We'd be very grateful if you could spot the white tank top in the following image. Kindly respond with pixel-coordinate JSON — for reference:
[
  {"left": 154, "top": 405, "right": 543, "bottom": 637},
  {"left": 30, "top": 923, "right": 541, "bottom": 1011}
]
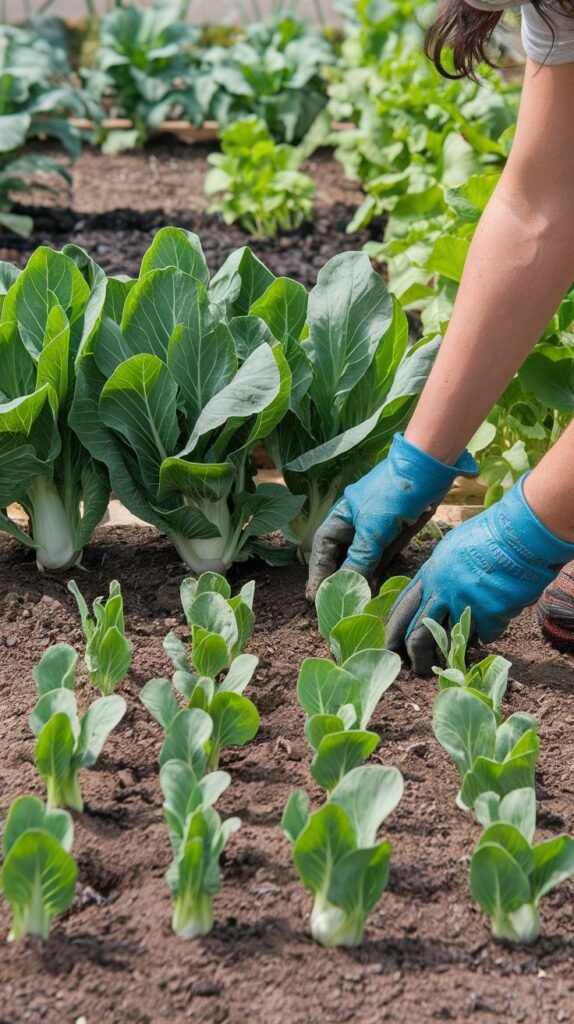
[{"left": 463, "top": 0, "right": 574, "bottom": 64}]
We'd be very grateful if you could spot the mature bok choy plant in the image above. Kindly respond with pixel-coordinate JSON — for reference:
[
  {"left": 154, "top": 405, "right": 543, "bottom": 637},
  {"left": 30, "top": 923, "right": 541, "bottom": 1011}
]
[
  {"left": 433, "top": 687, "right": 539, "bottom": 813},
  {"left": 0, "top": 796, "right": 77, "bottom": 941},
  {"left": 283, "top": 764, "right": 403, "bottom": 947},
  {"left": 258, "top": 252, "right": 439, "bottom": 559},
  {"left": 160, "top": 752, "right": 240, "bottom": 937},
  {"left": 470, "top": 789, "right": 574, "bottom": 944},
  {"left": 29, "top": 643, "right": 126, "bottom": 810},
  {"left": 141, "top": 572, "right": 259, "bottom": 771},
  {"left": 68, "top": 579, "right": 132, "bottom": 695},
  {"left": 0, "top": 245, "right": 110, "bottom": 570},
  {"left": 424, "top": 606, "right": 511, "bottom": 720},
  {"left": 70, "top": 227, "right": 304, "bottom": 574}
]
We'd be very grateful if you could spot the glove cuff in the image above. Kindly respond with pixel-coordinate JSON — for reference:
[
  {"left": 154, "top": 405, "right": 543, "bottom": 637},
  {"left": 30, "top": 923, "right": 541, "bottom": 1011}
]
[
  {"left": 391, "top": 433, "right": 479, "bottom": 505},
  {"left": 496, "top": 476, "right": 574, "bottom": 569}
]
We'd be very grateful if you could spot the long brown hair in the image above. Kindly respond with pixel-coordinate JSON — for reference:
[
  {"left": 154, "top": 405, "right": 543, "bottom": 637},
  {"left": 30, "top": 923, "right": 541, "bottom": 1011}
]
[{"left": 425, "top": 0, "right": 573, "bottom": 78}]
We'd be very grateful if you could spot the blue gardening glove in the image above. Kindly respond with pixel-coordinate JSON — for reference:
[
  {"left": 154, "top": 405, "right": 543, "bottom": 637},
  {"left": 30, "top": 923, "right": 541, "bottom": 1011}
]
[
  {"left": 306, "top": 432, "right": 478, "bottom": 600},
  {"left": 385, "top": 475, "right": 574, "bottom": 675}
]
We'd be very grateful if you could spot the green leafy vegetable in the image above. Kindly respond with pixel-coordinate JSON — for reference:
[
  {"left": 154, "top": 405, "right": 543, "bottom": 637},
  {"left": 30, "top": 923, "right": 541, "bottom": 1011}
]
[
  {"left": 70, "top": 227, "right": 303, "bottom": 574},
  {"left": 316, "top": 569, "right": 410, "bottom": 660},
  {"left": 282, "top": 764, "right": 403, "bottom": 946},
  {"left": 0, "top": 245, "right": 110, "bottom": 570},
  {"left": 68, "top": 578, "right": 132, "bottom": 695},
  {"left": 0, "top": 795, "right": 77, "bottom": 941},
  {"left": 470, "top": 823, "right": 574, "bottom": 943},
  {"left": 424, "top": 606, "right": 511, "bottom": 719},
  {"left": 29, "top": 643, "right": 126, "bottom": 810},
  {"left": 433, "top": 687, "right": 539, "bottom": 812},
  {"left": 205, "top": 117, "right": 315, "bottom": 238}
]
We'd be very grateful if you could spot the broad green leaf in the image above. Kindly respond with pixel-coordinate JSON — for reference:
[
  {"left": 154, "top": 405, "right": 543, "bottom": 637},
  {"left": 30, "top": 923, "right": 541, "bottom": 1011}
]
[
  {"left": 315, "top": 569, "right": 372, "bottom": 643},
  {"left": 311, "top": 730, "right": 379, "bottom": 791},
  {"left": 141, "top": 678, "right": 180, "bottom": 730},
  {"left": 293, "top": 803, "right": 356, "bottom": 896},
  {"left": 460, "top": 751, "right": 538, "bottom": 809},
  {"left": 249, "top": 277, "right": 308, "bottom": 347},
  {"left": 433, "top": 687, "right": 496, "bottom": 776},
  {"left": 190, "top": 592, "right": 239, "bottom": 653},
  {"left": 530, "top": 836, "right": 574, "bottom": 901},
  {"left": 219, "top": 653, "right": 258, "bottom": 694},
  {"left": 76, "top": 695, "right": 126, "bottom": 768},
  {"left": 282, "top": 789, "right": 311, "bottom": 845},
  {"left": 495, "top": 713, "right": 538, "bottom": 763},
  {"left": 193, "top": 631, "right": 230, "bottom": 679},
  {"left": 477, "top": 823, "right": 535, "bottom": 877},
  {"left": 140, "top": 227, "right": 209, "bottom": 285},
  {"left": 330, "top": 765, "right": 403, "bottom": 848},
  {"left": 35, "top": 714, "right": 75, "bottom": 793},
  {"left": 29, "top": 689, "right": 78, "bottom": 740},
  {"left": 474, "top": 788, "right": 536, "bottom": 844},
  {"left": 159, "top": 708, "right": 213, "bottom": 769},
  {"left": 33, "top": 643, "right": 77, "bottom": 695},
  {"left": 208, "top": 691, "right": 260, "bottom": 763},
  {"left": 330, "top": 614, "right": 386, "bottom": 664},
  {"left": 328, "top": 840, "right": 392, "bottom": 918},
  {"left": 470, "top": 842, "right": 531, "bottom": 927},
  {"left": 305, "top": 713, "right": 348, "bottom": 752}
]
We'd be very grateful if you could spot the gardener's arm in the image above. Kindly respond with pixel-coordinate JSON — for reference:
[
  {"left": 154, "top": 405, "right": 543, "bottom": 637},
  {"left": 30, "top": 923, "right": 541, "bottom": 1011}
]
[
  {"left": 405, "top": 57, "right": 574, "bottom": 463},
  {"left": 307, "top": 57, "right": 574, "bottom": 601}
]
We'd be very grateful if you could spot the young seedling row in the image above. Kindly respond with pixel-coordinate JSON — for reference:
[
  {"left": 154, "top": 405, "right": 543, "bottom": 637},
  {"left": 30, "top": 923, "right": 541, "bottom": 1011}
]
[
  {"left": 1, "top": 570, "right": 571, "bottom": 948},
  {"left": 427, "top": 608, "right": 574, "bottom": 943}
]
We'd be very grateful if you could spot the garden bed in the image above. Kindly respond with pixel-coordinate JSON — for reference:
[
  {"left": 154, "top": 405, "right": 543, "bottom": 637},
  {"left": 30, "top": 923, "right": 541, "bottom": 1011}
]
[
  {"left": 0, "top": 141, "right": 381, "bottom": 286},
  {"left": 1, "top": 526, "right": 574, "bottom": 1024}
]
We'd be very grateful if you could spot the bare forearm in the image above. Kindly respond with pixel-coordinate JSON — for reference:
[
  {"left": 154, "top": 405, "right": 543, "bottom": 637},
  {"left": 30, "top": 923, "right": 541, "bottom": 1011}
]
[{"left": 405, "top": 60, "right": 574, "bottom": 465}]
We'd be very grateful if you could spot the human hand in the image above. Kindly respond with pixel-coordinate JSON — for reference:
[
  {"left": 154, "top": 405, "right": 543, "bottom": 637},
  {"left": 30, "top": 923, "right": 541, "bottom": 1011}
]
[
  {"left": 385, "top": 476, "right": 574, "bottom": 674},
  {"left": 306, "top": 432, "right": 477, "bottom": 601}
]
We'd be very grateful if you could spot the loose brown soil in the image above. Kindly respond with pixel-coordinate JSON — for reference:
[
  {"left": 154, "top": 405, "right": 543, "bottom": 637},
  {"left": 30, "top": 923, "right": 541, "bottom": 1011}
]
[
  {"left": 0, "top": 142, "right": 383, "bottom": 286},
  {"left": 1, "top": 526, "right": 574, "bottom": 1024}
]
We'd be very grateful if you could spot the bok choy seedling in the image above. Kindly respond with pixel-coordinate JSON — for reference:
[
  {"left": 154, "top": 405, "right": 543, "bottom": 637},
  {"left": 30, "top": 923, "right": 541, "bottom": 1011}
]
[
  {"left": 0, "top": 795, "right": 77, "bottom": 941},
  {"left": 424, "top": 607, "right": 511, "bottom": 719},
  {"left": 161, "top": 757, "right": 240, "bottom": 938},
  {"left": 433, "top": 687, "right": 539, "bottom": 812},
  {"left": 315, "top": 568, "right": 410, "bottom": 663},
  {"left": 297, "top": 648, "right": 400, "bottom": 791},
  {"left": 29, "top": 643, "right": 126, "bottom": 810},
  {"left": 141, "top": 573, "right": 259, "bottom": 770},
  {"left": 70, "top": 227, "right": 304, "bottom": 574},
  {"left": 282, "top": 764, "right": 403, "bottom": 947},
  {"left": 470, "top": 821, "right": 574, "bottom": 944},
  {"left": 0, "top": 245, "right": 110, "bottom": 570},
  {"left": 68, "top": 579, "right": 132, "bottom": 695}
]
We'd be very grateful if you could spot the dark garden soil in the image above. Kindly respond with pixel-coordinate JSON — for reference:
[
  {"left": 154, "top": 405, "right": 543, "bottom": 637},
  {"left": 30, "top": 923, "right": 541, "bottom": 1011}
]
[
  {"left": 1, "top": 526, "right": 574, "bottom": 1024},
  {"left": 0, "top": 141, "right": 383, "bottom": 285}
]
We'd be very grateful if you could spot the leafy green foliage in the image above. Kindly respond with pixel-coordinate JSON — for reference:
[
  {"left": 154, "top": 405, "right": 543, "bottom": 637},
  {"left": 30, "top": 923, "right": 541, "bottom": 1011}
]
[
  {"left": 69, "top": 227, "right": 304, "bottom": 574},
  {"left": 193, "top": 13, "right": 335, "bottom": 143},
  {"left": 29, "top": 643, "right": 126, "bottom": 810},
  {"left": 282, "top": 764, "right": 403, "bottom": 946},
  {"left": 141, "top": 572, "right": 259, "bottom": 771},
  {"left": 68, "top": 578, "right": 133, "bottom": 695},
  {"left": 82, "top": 1, "right": 201, "bottom": 152},
  {"left": 316, "top": 569, "right": 410, "bottom": 660},
  {"left": 0, "top": 23, "right": 96, "bottom": 236},
  {"left": 205, "top": 117, "right": 315, "bottom": 238},
  {"left": 424, "top": 606, "right": 511, "bottom": 720},
  {"left": 433, "top": 687, "right": 539, "bottom": 812},
  {"left": 470, "top": 823, "right": 574, "bottom": 943},
  {"left": 260, "top": 252, "right": 439, "bottom": 558},
  {"left": 0, "top": 795, "right": 77, "bottom": 941},
  {"left": 0, "top": 245, "right": 111, "bottom": 569}
]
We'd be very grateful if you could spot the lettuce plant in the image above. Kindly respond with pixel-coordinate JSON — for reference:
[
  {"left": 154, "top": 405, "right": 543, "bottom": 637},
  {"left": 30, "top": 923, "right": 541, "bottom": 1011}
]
[
  {"left": 141, "top": 572, "right": 259, "bottom": 770},
  {"left": 161, "top": 756, "right": 240, "bottom": 937},
  {"left": 29, "top": 643, "right": 126, "bottom": 810},
  {"left": 424, "top": 607, "right": 511, "bottom": 720},
  {"left": 259, "top": 253, "right": 439, "bottom": 558},
  {"left": 68, "top": 579, "right": 132, "bottom": 695},
  {"left": 315, "top": 569, "right": 410, "bottom": 663},
  {"left": 0, "top": 245, "right": 110, "bottom": 570},
  {"left": 433, "top": 687, "right": 539, "bottom": 812},
  {"left": 470, "top": 822, "right": 574, "bottom": 944},
  {"left": 0, "top": 795, "right": 77, "bottom": 942},
  {"left": 282, "top": 764, "right": 403, "bottom": 946},
  {"left": 205, "top": 117, "right": 315, "bottom": 238},
  {"left": 70, "top": 227, "right": 304, "bottom": 574}
]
